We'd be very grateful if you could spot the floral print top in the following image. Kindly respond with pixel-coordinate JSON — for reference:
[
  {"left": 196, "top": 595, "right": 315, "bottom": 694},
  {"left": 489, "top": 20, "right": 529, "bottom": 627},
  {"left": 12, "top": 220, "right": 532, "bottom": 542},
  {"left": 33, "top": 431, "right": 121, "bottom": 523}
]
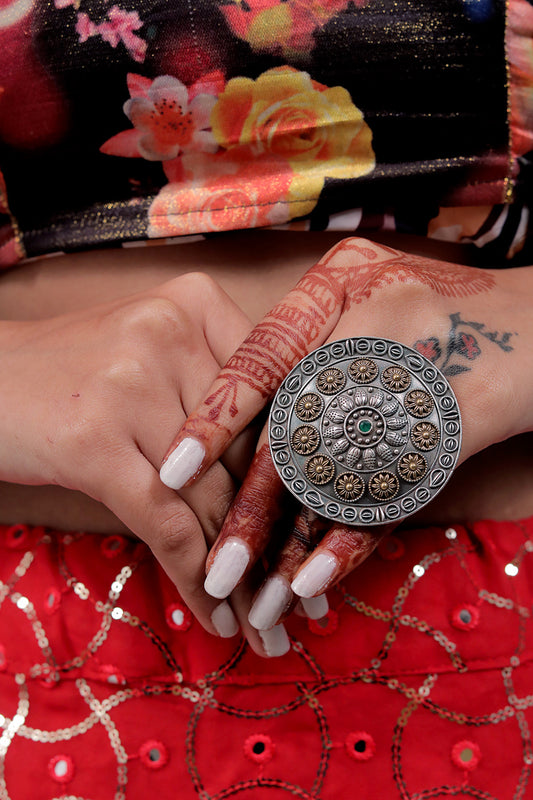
[{"left": 0, "top": 0, "right": 532, "bottom": 267}]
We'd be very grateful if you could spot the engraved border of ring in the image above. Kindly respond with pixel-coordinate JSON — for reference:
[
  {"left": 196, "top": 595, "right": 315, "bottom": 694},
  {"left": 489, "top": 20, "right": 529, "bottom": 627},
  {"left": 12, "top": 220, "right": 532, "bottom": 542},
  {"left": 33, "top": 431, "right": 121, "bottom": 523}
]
[{"left": 268, "top": 337, "right": 461, "bottom": 526}]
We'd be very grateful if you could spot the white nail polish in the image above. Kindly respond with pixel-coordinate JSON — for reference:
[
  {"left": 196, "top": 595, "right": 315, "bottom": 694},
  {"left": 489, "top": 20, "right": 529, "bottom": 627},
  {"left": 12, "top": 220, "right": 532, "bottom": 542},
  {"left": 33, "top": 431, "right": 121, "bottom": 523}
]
[
  {"left": 160, "top": 438, "right": 205, "bottom": 490},
  {"left": 291, "top": 553, "right": 338, "bottom": 598},
  {"left": 204, "top": 538, "right": 250, "bottom": 599},
  {"left": 258, "top": 624, "right": 290, "bottom": 657},
  {"left": 248, "top": 575, "right": 292, "bottom": 631},
  {"left": 211, "top": 601, "right": 239, "bottom": 638},
  {"left": 301, "top": 593, "right": 329, "bottom": 620}
]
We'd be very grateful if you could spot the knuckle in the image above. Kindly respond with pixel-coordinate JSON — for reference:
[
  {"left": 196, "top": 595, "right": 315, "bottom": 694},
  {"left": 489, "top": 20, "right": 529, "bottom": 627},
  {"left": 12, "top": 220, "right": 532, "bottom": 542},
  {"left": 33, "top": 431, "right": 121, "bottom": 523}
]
[
  {"left": 179, "top": 271, "right": 221, "bottom": 301},
  {"left": 99, "top": 356, "right": 150, "bottom": 397},
  {"left": 201, "top": 485, "right": 236, "bottom": 540},
  {"left": 155, "top": 510, "right": 199, "bottom": 558},
  {"left": 118, "top": 297, "right": 188, "bottom": 345},
  {"left": 317, "top": 236, "right": 387, "bottom": 270}
]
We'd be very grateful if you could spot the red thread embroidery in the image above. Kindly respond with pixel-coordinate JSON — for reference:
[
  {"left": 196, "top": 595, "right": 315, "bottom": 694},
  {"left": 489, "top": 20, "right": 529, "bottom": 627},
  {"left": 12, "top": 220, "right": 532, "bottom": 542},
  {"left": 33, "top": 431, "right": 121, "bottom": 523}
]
[
  {"left": 48, "top": 754, "right": 75, "bottom": 784},
  {"left": 451, "top": 740, "right": 481, "bottom": 771},
  {"left": 451, "top": 604, "right": 480, "bottom": 631},
  {"left": 5, "top": 524, "right": 29, "bottom": 549},
  {"left": 345, "top": 731, "right": 376, "bottom": 761},
  {"left": 165, "top": 602, "right": 193, "bottom": 632},
  {"left": 308, "top": 609, "right": 339, "bottom": 636},
  {"left": 100, "top": 535, "right": 128, "bottom": 559},
  {"left": 139, "top": 740, "right": 169, "bottom": 770},
  {"left": 244, "top": 734, "right": 275, "bottom": 765}
]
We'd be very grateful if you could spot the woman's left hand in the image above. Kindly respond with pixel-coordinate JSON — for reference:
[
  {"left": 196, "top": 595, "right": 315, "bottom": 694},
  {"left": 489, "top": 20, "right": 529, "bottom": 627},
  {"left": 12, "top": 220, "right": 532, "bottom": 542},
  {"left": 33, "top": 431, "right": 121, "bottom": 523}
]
[{"left": 159, "top": 238, "right": 533, "bottom": 649}]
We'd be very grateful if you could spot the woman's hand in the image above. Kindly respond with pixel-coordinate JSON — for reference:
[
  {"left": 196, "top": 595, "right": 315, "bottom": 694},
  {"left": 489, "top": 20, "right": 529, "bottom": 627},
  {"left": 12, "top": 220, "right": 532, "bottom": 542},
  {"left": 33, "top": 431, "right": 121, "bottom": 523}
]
[
  {"left": 0, "top": 272, "right": 258, "bottom": 640},
  {"left": 160, "top": 238, "right": 533, "bottom": 639}
]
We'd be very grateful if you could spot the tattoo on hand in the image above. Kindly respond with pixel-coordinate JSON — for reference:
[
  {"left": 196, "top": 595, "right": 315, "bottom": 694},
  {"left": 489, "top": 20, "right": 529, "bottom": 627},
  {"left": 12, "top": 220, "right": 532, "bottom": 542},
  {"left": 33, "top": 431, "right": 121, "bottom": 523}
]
[
  {"left": 183, "top": 240, "right": 497, "bottom": 445},
  {"left": 413, "top": 312, "right": 516, "bottom": 377}
]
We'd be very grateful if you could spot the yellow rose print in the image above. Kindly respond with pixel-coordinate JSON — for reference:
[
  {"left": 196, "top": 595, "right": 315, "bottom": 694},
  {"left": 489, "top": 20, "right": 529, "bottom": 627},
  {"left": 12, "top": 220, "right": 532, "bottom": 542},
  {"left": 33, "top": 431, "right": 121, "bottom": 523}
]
[{"left": 211, "top": 65, "right": 375, "bottom": 216}]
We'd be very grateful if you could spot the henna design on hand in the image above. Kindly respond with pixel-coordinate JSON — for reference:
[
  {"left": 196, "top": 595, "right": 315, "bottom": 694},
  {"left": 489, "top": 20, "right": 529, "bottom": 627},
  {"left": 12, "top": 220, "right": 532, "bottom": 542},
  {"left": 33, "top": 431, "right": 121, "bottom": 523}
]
[
  {"left": 202, "top": 241, "right": 496, "bottom": 421},
  {"left": 207, "top": 444, "right": 293, "bottom": 569},
  {"left": 174, "top": 238, "right": 497, "bottom": 465}
]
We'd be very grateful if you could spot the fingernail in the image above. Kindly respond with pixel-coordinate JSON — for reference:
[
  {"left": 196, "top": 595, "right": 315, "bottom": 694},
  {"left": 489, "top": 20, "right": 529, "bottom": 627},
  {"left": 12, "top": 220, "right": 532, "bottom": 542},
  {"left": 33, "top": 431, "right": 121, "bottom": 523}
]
[
  {"left": 248, "top": 575, "right": 292, "bottom": 631},
  {"left": 291, "top": 552, "right": 338, "bottom": 598},
  {"left": 258, "top": 624, "right": 291, "bottom": 657},
  {"left": 211, "top": 601, "right": 239, "bottom": 638},
  {"left": 301, "top": 593, "right": 329, "bottom": 620},
  {"left": 204, "top": 538, "right": 250, "bottom": 599},
  {"left": 160, "top": 438, "right": 205, "bottom": 490}
]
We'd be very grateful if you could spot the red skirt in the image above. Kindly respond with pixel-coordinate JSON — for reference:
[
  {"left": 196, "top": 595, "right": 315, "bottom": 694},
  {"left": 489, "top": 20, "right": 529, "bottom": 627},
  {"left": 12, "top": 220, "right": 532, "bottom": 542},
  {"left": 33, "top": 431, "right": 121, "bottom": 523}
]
[{"left": 0, "top": 517, "right": 531, "bottom": 799}]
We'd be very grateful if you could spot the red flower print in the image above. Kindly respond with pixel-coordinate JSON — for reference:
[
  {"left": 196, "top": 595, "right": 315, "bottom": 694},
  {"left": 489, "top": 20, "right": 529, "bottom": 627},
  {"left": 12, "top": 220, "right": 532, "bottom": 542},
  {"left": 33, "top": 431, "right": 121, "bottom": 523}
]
[
  {"left": 455, "top": 332, "right": 481, "bottom": 360},
  {"left": 100, "top": 72, "right": 224, "bottom": 161},
  {"left": 414, "top": 337, "right": 441, "bottom": 363}
]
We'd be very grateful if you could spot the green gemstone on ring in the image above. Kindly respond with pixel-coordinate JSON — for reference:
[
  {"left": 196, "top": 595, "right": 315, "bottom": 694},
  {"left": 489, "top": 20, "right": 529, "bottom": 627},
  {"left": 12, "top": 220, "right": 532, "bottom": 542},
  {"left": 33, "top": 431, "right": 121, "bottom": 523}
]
[{"left": 358, "top": 419, "right": 372, "bottom": 434}]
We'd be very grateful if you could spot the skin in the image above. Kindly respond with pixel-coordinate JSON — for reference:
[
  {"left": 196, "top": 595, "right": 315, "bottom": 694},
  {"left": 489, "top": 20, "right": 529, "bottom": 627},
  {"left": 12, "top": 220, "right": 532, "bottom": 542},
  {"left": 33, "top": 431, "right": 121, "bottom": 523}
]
[
  {"left": 0, "top": 272, "right": 258, "bottom": 637},
  {"left": 174, "top": 236, "right": 533, "bottom": 633},
  {"left": 1, "top": 231, "right": 532, "bottom": 655}
]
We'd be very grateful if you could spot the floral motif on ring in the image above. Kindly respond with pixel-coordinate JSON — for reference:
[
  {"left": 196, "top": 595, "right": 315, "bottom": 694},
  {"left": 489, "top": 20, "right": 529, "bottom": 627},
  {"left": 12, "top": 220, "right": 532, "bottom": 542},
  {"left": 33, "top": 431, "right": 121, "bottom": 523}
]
[
  {"left": 411, "top": 422, "right": 440, "bottom": 451},
  {"left": 305, "top": 455, "right": 335, "bottom": 485},
  {"left": 348, "top": 358, "right": 378, "bottom": 384},
  {"left": 316, "top": 367, "right": 346, "bottom": 394},
  {"left": 381, "top": 365, "right": 411, "bottom": 392},
  {"left": 335, "top": 472, "right": 365, "bottom": 502},
  {"left": 398, "top": 452, "right": 427, "bottom": 482},
  {"left": 292, "top": 425, "right": 320, "bottom": 455},
  {"left": 405, "top": 389, "right": 434, "bottom": 418},
  {"left": 295, "top": 393, "right": 323, "bottom": 421},
  {"left": 368, "top": 471, "right": 399, "bottom": 501}
]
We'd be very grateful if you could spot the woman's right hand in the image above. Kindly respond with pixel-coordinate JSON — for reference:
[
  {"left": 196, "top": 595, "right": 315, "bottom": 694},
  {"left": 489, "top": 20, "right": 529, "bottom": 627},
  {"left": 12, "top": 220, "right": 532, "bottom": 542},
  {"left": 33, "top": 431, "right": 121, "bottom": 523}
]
[
  {"left": 0, "top": 272, "right": 256, "bottom": 640},
  {"left": 163, "top": 238, "right": 533, "bottom": 642}
]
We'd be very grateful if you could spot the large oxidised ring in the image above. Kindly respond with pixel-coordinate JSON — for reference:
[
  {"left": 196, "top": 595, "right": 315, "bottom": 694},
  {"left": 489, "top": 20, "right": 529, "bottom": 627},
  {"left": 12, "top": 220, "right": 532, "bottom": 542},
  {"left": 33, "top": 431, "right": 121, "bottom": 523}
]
[{"left": 268, "top": 337, "right": 461, "bottom": 526}]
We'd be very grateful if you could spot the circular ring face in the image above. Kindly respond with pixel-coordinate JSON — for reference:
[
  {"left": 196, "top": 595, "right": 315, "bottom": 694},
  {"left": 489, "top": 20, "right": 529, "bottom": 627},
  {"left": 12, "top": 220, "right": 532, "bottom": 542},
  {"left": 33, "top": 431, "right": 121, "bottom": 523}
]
[{"left": 268, "top": 338, "right": 462, "bottom": 526}]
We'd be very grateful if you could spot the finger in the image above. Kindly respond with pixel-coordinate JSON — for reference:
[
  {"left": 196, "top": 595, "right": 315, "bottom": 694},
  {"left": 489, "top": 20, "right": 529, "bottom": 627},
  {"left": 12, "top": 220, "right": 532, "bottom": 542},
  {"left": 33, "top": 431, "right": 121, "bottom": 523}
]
[
  {"left": 147, "top": 294, "right": 256, "bottom": 487},
  {"left": 290, "top": 521, "right": 395, "bottom": 598},
  {"left": 227, "top": 566, "right": 292, "bottom": 659},
  {"left": 96, "top": 451, "right": 240, "bottom": 639},
  {"left": 189, "top": 273, "right": 253, "bottom": 366},
  {"left": 158, "top": 256, "right": 348, "bottom": 490},
  {"left": 248, "top": 507, "right": 329, "bottom": 631},
  {"left": 202, "top": 443, "right": 296, "bottom": 599}
]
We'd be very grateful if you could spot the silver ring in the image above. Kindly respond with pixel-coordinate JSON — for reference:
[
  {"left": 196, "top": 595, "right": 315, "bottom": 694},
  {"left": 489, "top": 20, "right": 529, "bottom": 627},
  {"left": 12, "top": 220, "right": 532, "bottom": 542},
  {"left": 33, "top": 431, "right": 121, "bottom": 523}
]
[{"left": 268, "top": 337, "right": 462, "bottom": 526}]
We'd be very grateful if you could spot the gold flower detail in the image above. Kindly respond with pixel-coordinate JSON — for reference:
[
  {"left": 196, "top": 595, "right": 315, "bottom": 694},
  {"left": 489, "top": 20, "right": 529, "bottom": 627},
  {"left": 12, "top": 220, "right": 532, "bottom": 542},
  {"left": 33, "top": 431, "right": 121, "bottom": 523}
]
[
  {"left": 335, "top": 472, "right": 365, "bottom": 501},
  {"left": 292, "top": 425, "right": 320, "bottom": 455},
  {"left": 348, "top": 358, "right": 378, "bottom": 384},
  {"left": 305, "top": 455, "right": 335, "bottom": 485},
  {"left": 316, "top": 367, "right": 346, "bottom": 395},
  {"left": 381, "top": 365, "right": 411, "bottom": 392},
  {"left": 405, "top": 390, "right": 434, "bottom": 418},
  {"left": 411, "top": 422, "right": 440, "bottom": 451},
  {"left": 368, "top": 471, "right": 399, "bottom": 501},
  {"left": 295, "top": 393, "right": 323, "bottom": 421},
  {"left": 398, "top": 452, "right": 427, "bottom": 482}
]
